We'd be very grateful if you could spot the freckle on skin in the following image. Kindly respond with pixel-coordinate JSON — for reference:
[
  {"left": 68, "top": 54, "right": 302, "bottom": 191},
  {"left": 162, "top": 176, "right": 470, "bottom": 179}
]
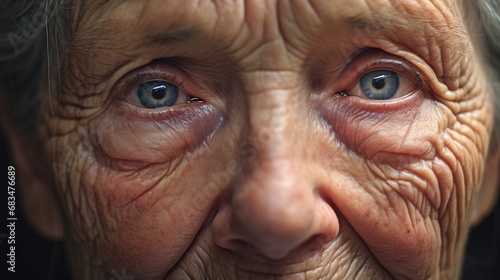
[{"left": 364, "top": 210, "right": 371, "bottom": 218}]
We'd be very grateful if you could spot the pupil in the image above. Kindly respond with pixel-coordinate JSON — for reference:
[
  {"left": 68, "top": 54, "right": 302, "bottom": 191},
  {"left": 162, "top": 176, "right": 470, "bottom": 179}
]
[
  {"left": 372, "top": 75, "right": 386, "bottom": 90},
  {"left": 152, "top": 85, "right": 167, "bottom": 99}
]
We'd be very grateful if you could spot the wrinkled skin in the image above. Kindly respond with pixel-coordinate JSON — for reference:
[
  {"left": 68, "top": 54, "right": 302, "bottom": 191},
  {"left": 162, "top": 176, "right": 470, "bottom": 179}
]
[{"left": 36, "top": 0, "right": 495, "bottom": 279}]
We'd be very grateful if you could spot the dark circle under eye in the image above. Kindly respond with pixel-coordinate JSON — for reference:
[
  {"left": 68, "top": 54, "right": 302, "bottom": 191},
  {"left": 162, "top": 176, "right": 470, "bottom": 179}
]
[
  {"left": 359, "top": 70, "right": 399, "bottom": 100},
  {"left": 137, "top": 81, "right": 179, "bottom": 108}
]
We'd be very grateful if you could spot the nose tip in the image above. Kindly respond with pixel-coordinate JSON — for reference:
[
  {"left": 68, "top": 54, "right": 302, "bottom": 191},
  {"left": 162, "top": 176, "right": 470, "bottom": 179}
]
[
  {"left": 230, "top": 177, "right": 315, "bottom": 259},
  {"left": 212, "top": 159, "right": 339, "bottom": 260}
]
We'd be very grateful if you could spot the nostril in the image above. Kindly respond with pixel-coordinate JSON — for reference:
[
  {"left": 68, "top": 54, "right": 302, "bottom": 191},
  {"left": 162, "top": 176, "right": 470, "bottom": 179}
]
[{"left": 213, "top": 231, "right": 337, "bottom": 263}]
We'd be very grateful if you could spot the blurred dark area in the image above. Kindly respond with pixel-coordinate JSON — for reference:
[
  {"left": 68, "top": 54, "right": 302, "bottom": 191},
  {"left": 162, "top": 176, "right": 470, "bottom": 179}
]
[
  {"left": 462, "top": 194, "right": 500, "bottom": 280},
  {"left": 0, "top": 128, "right": 499, "bottom": 280},
  {"left": 0, "top": 129, "right": 70, "bottom": 280}
]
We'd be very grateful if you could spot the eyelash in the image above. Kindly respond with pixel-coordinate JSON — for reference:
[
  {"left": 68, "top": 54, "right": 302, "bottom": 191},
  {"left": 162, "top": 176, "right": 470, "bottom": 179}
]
[{"left": 123, "top": 70, "right": 185, "bottom": 94}]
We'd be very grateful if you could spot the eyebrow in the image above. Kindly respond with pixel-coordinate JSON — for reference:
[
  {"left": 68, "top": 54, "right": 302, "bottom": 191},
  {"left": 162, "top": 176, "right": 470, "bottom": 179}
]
[{"left": 147, "top": 27, "right": 201, "bottom": 46}]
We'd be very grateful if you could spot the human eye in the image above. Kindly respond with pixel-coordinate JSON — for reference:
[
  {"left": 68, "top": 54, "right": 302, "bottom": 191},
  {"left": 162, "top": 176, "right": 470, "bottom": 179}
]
[
  {"left": 344, "top": 68, "right": 419, "bottom": 101},
  {"left": 117, "top": 62, "right": 205, "bottom": 114},
  {"left": 358, "top": 70, "right": 414, "bottom": 100},
  {"left": 339, "top": 50, "right": 421, "bottom": 102},
  {"left": 131, "top": 80, "right": 188, "bottom": 109},
  {"left": 95, "top": 61, "right": 223, "bottom": 163}
]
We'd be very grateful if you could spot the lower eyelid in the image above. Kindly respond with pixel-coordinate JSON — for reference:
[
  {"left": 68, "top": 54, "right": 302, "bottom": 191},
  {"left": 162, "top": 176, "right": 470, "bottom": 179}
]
[
  {"left": 115, "top": 98, "right": 204, "bottom": 121},
  {"left": 327, "top": 88, "right": 425, "bottom": 118}
]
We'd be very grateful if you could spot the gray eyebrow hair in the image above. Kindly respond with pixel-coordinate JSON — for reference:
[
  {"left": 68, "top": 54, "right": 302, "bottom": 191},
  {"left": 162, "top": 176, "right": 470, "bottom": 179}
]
[{"left": 147, "top": 27, "right": 200, "bottom": 46}]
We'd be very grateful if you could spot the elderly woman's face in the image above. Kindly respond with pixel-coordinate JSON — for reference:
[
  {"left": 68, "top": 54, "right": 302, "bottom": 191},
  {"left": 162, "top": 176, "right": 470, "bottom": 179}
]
[{"left": 39, "top": 0, "right": 495, "bottom": 279}]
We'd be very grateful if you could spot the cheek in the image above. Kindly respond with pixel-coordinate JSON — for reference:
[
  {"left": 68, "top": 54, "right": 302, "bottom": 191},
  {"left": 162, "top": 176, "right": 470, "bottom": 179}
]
[
  {"left": 318, "top": 94, "right": 457, "bottom": 278},
  {"left": 322, "top": 93, "right": 448, "bottom": 206},
  {"left": 51, "top": 143, "right": 233, "bottom": 278},
  {"left": 44, "top": 102, "right": 231, "bottom": 278}
]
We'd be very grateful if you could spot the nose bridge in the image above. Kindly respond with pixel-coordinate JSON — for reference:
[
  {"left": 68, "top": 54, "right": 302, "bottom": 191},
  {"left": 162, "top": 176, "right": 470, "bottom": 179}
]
[
  {"left": 240, "top": 74, "right": 308, "bottom": 203},
  {"left": 211, "top": 67, "right": 339, "bottom": 260},
  {"left": 223, "top": 72, "right": 319, "bottom": 259},
  {"left": 242, "top": 71, "right": 303, "bottom": 168}
]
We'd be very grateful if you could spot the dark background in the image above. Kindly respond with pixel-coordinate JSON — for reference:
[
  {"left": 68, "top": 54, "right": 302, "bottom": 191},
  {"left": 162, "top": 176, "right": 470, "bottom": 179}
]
[
  {"left": 0, "top": 130, "right": 70, "bottom": 280},
  {"left": 0, "top": 129, "right": 498, "bottom": 280}
]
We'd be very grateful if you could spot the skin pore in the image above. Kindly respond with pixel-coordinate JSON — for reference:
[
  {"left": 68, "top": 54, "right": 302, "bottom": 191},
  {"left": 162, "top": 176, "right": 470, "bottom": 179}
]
[{"left": 25, "top": 0, "right": 497, "bottom": 279}]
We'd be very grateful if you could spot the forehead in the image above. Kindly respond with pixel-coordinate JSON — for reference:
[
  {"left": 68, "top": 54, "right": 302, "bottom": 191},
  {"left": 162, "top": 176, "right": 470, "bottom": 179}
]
[
  {"left": 67, "top": 0, "right": 466, "bottom": 61},
  {"left": 69, "top": 0, "right": 463, "bottom": 36},
  {"left": 65, "top": 0, "right": 468, "bottom": 86}
]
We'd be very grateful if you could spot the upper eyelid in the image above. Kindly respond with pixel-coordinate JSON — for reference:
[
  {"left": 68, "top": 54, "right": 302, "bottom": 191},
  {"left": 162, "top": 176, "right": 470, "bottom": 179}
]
[
  {"left": 334, "top": 50, "right": 426, "bottom": 94},
  {"left": 124, "top": 71, "right": 184, "bottom": 91},
  {"left": 349, "top": 59, "right": 423, "bottom": 87}
]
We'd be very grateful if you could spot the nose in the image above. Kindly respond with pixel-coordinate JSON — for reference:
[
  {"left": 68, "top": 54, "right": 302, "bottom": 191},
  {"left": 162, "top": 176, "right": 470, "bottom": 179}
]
[{"left": 212, "top": 118, "right": 339, "bottom": 260}]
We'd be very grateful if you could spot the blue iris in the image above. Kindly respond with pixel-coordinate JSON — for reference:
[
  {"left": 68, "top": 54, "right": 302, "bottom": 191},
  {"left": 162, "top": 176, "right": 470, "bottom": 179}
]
[
  {"left": 359, "top": 70, "right": 399, "bottom": 100},
  {"left": 137, "top": 81, "right": 179, "bottom": 108}
]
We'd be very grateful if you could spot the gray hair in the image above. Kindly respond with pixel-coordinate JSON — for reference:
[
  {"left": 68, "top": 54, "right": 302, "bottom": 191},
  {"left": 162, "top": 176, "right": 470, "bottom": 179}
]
[
  {"left": 474, "top": 0, "right": 500, "bottom": 152},
  {"left": 0, "top": 0, "right": 499, "bottom": 150},
  {"left": 0, "top": 0, "right": 58, "bottom": 132}
]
